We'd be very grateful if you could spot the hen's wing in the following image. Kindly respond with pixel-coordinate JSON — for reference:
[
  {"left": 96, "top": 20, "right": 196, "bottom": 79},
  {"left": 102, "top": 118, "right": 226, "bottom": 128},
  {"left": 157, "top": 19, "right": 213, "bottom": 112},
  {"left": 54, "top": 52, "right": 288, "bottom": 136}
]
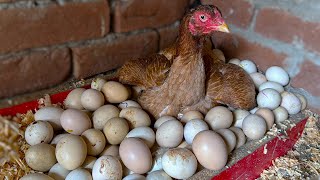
[{"left": 118, "top": 54, "right": 172, "bottom": 89}]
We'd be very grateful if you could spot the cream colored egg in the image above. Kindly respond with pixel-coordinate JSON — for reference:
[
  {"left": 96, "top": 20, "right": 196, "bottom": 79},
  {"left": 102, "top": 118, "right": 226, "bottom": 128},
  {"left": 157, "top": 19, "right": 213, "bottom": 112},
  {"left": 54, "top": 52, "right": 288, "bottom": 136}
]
[
  {"left": 21, "top": 173, "right": 54, "bottom": 180},
  {"left": 123, "top": 174, "right": 146, "bottom": 180},
  {"left": 81, "top": 129, "right": 106, "bottom": 156},
  {"left": 120, "top": 107, "right": 151, "bottom": 129},
  {"left": 294, "top": 93, "right": 307, "bottom": 110},
  {"left": 259, "top": 81, "right": 284, "bottom": 93},
  {"left": 60, "top": 109, "right": 92, "bottom": 135},
  {"left": 162, "top": 148, "right": 197, "bottom": 179},
  {"left": 154, "top": 116, "right": 176, "bottom": 129},
  {"left": 216, "top": 128, "right": 237, "bottom": 153},
  {"left": 126, "top": 127, "right": 155, "bottom": 148},
  {"left": 100, "top": 145, "right": 120, "bottom": 158},
  {"left": 273, "top": 106, "right": 289, "bottom": 124},
  {"left": 102, "top": 81, "right": 130, "bottom": 103},
  {"left": 181, "top": 110, "right": 204, "bottom": 123},
  {"left": 34, "top": 106, "right": 64, "bottom": 130},
  {"left": 81, "top": 156, "right": 97, "bottom": 170},
  {"left": 250, "top": 72, "right": 267, "bottom": 89},
  {"left": 239, "top": 60, "right": 257, "bottom": 74},
  {"left": 229, "top": 127, "right": 246, "bottom": 148},
  {"left": 228, "top": 58, "right": 241, "bottom": 65},
  {"left": 103, "top": 117, "right": 129, "bottom": 145},
  {"left": 64, "top": 88, "right": 86, "bottom": 110},
  {"left": 242, "top": 114, "right": 267, "bottom": 140},
  {"left": 48, "top": 163, "right": 71, "bottom": 180},
  {"left": 192, "top": 130, "right": 228, "bottom": 170},
  {"left": 184, "top": 119, "right": 209, "bottom": 144},
  {"left": 118, "top": 100, "right": 142, "bottom": 109},
  {"left": 55, "top": 135, "right": 87, "bottom": 170},
  {"left": 25, "top": 120, "right": 54, "bottom": 145},
  {"left": 92, "top": 155, "right": 123, "bottom": 180},
  {"left": 81, "top": 89, "right": 105, "bottom": 111},
  {"left": 25, "top": 143, "right": 56, "bottom": 172},
  {"left": 212, "top": 49, "right": 226, "bottom": 62},
  {"left": 281, "top": 91, "right": 302, "bottom": 115},
  {"left": 51, "top": 133, "right": 69, "bottom": 145},
  {"left": 120, "top": 138, "right": 152, "bottom": 174},
  {"left": 257, "top": 88, "right": 281, "bottom": 110},
  {"left": 255, "top": 108, "right": 275, "bottom": 129},
  {"left": 146, "top": 170, "right": 172, "bottom": 180},
  {"left": 156, "top": 120, "right": 183, "bottom": 148},
  {"left": 265, "top": 66, "right": 290, "bottom": 86},
  {"left": 233, "top": 109, "right": 250, "bottom": 128},
  {"left": 91, "top": 78, "right": 106, "bottom": 91},
  {"left": 205, "top": 106, "right": 233, "bottom": 130},
  {"left": 92, "top": 104, "right": 120, "bottom": 130}
]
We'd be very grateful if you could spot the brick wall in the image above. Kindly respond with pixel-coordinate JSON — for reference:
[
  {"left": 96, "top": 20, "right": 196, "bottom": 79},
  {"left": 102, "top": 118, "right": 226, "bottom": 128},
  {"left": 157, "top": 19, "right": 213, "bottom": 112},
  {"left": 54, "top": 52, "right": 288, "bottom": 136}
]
[{"left": 0, "top": 0, "right": 319, "bottom": 114}]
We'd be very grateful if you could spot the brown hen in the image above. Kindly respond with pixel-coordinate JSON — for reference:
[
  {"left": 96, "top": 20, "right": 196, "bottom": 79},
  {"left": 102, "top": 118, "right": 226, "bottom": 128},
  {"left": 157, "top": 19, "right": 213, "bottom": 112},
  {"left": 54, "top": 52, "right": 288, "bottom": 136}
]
[{"left": 118, "top": 5, "right": 256, "bottom": 119}]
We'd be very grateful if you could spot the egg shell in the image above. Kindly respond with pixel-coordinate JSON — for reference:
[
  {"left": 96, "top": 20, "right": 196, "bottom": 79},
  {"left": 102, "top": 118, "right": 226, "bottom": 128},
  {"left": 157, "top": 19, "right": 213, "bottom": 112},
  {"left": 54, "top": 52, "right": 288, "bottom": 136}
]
[
  {"left": 233, "top": 109, "right": 250, "bottom": 128},
  {"left": 181, "top": 110, "right": 204, "bottom": 123},
  {"left": 102, "top": 81, "right": 130, "bottom": 103},
  {"left": 239, "top": 60, "right": 257, "bottom": 74},
  {"left": 48, "top": 163, "right": 71, "bottom": 180},
  {"left": 192, "top": 130, "right": 228, "bottom": 170},
  {"left": 250, "top": 72, "right": 267, "bottom": 89},
  {"left": 255, "top": 108, "right": 275, "bottom": 129},
  {"left": 25, "top": 143, "right": 57, "bottom": 172},
  {"left": 156, "top": 120, "right": 183, "bottom": 148},
  {"left": 212, "top": 49, "right": 226, "bottom": 62},
  {"left": 34, "top": 106, "right": 64, "bottom": 130},
  {"left": 92, "top": 155, "right": 123, "bottom": 180},
  {"left": 64, "top": 88, "right": 86, "bottom": 110},
  {"left": 205, "top": 106, "right": 233, "bottom": 130},
  {"left": 120, "top": 138, "right": 152, "bottom": 174},
  {"left": 146, "top": 170, "right": 172, "bottom": 180},
  {"left": 81, "top": 156, "right": 97, "bottom": 170},
  {"left": 259, "top": 81, "right": 284, "bottom": 93},
  {"left": 229, "top": 127, "right": 246, "bottom": 148},
  {"left": 216, "top": 129, "right": 237, "bottom": 153},
  {"left": 51, "top": 133, "right": 69, "bottom": 145},
  {"left": 25, "top": 120, "right": 54, "bottom": 145},
  {"left": 55, "top": 135, "right": 87, "bottom": 170},
  {"left": 119, "top": 107, "right": 151, "bottom": 129},
  {"left": 126, "top": 127, "right": 155, "bottom": 148},
  {"left": 250, "top": 107, "right": 259, "bottom": 114},
  {"left": 118, "top": 100, "right": 142, "bottom": 109},
  {"left": 257, "top": 88, "right": 281, "bottom": 110},
  {"left": 266, "top": 66, "right": 290, "bottom": 86},
  {"left": 154, "top": 116, "right": 176, "bottom": 129},
  {"left": 242, "top": 114, "right": 267, "bottom": 140},
  {"left": 184, "top": 119, "right": 209, "bottom": 144},
  {"left": 123, "top": 174, "right": 146, "bottom": 180},
  {"left": 81, "top": 129, "right": 106, "bottom": 156},
  {"left": 66, "top": 168, "right": 92, "bottom": 180},
  {"left": 21, "top": 173, "right": 54, "bottom": 180},
  {"left": 281, "top": 91, "right": 302, "bottom": 115},
  {"left": 81, "top": 89, "right": 105, "bottom": 111},
  {"left": 294, "top": 93, "right": 307, "bottom": 110},
  {"left": 103, "top": 117, "right": 129, "bottom": 145},
  {"left": 100, "top": 145, "right": 120, "bottom": 158},
  {"left": 162, "top": 148, "right": 197, "bottom": 179},
  {"left": 228, "top": 58, "right": 241, "bottom": 65},
  {"left": 273, "top": 106, "right": 289, "bottom": 124},
  {"left": 91, "top": 78, "right": 106, "bottom": 91},
  {"left": 92, "top": 104, "right": 120, "bottom": 130},
  {"left": 60, "top": 109, "right": 92, "bottom": 135}
]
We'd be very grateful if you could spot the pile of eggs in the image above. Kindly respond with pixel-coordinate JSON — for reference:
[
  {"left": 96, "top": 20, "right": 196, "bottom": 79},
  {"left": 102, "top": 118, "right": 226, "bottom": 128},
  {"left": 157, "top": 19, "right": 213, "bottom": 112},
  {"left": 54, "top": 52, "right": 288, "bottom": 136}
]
[{"left": 21, "top": 59, "right": 307, "bottom": 180}]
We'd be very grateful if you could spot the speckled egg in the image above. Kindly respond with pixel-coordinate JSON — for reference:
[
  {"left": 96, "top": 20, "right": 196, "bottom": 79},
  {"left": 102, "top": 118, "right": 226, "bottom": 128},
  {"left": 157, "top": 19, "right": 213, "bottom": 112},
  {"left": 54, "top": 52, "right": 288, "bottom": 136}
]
[
  {"left": 81, "top": 89, "right": 105, "bottom": 111},
  {"left": 103, "top": 117, "right": 129, "bottom": 145},
  {"left": 81, "top": 129, "right": 106, "bottom": 156},
  {"left": 156, "top": 120, "right": 183, "bottom": 148},
  {"left": 205, "top": 106, "right": 233, "bottom": 130},
  {"left": 34, "top": 106, "right": 64, "bottom": 130},
  {"left": 64, "top": 88, "right": 86, "bottom": 110},
  {"left": 184, "top": 119, "right": 209, "bottom": 144},
  {"left": 257, "top": 88, "right": 281, "bottom": 110},
  {"left": 92, "top": 155, "right": 123, "bottom": 180},
  {"left": 265, "top": 66, "right": 290, "bottom": 86},
  {"left": 281, "top": 91, "right": 302, "bottom": 115},
  {"left": 92, "top": 104, "right": 120, "bottom": 130},
  {"left": 25, "top": 143, "right": 57, "bottom": 172},
  {"left": 25, "top": 120, "right": 54, "bottom": 145},
  {"left": 242, "top": 114, "right": 267, "bottom": 140},
  {"left": 119, "top": 107, "right": 151, "bottom": 129}
]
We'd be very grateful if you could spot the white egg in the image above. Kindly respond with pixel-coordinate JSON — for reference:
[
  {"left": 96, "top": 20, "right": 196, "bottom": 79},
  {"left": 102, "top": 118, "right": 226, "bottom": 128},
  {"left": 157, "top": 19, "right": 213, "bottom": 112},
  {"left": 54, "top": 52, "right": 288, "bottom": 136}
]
[
  {"left": 51, "top": 134, "right": 69, "bottom": 145},
  {"left": 281, "top": 91, "right": 302, "bottom": 115},
  {"left": 239, "top": 60, "right": 257, "bottom": 74},
  {"left": 257, "top": 88, "right": 281, "bottom": 110},
  {"left": 119, "top": 107, "right": 151, "bottom": 129},
  {"left": 294, "top": 93, "right": 307, "bottom": 110},
  {"left": 162, "top": 148, "right": 197, "bottom": 179},
  {"left": 216, "top": 129, "right": 237, "bottom": 153},
  {"left": 184, "top": 119, "right": 209, "bottom": 144},
  {"left": 148, "top": 153, "right": 163, "bottom": 173},
  {"left": 156, "top": 120, "right": 183, "bottom": 148},
  {"left": 154, "top": 116, "right": 176, "bottom": 129},
  {"left": 25, "top": 121, "right": 54, "bottom": 145},
  {"left": 81, "top": 89, "right": 105, "bottom": 111},
  {"left": 91, "top": 78, "right": 106, "bottom": 91},
  {"left": 250, "top": 107, "right": 259, "bottom": 114},
  {"left": 242, "top": 114, "right": 267, "bottom": 140},
  {"left": 65, "top": 168, "right": 92, "bottom": 180},
  {"left": 205, "top": 106, "right": 233, "bottom": 130},
  {"left": 146, "top": 170, "right": 172, "bottom": 180},
  {"left": 273, "top": 106, "right": 289, "bottom": 124},
  {"left": 34, "top": 106, "right": 64, "bottom": 130},
  {"left": 92, "top": 156, "right": 122, "bottom": 180},
  {"left": 233, "top": 109, "right": 250, "bottom": 128},
  {"left": 228, "top": 58, "right": 241, "bottom": 65},
  {"left": 126, "top": 127, "right": 156, "bottom": 148},
  {"left": 118, "top": 100, "right": 142, "bottom": 109},
  {"left": 265, "top": 66, "right": 290, "bottom": 86},
  {"left": 259, "top": 81, "right": 284, "bottom": 93},
  {"left": 48, "top": 163, "right": 71, "bottom": 180},
  {"left": 123, "top": 174, "right": 146, "bottom": 180},
  {"left": 250, "top": 72, "right": 267, "bottom": 89}
]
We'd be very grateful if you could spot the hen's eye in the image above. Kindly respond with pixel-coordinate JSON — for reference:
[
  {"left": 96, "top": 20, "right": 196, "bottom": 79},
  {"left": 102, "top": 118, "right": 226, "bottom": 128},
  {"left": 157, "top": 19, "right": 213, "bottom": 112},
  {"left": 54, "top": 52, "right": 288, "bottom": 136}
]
[{"left": 199, "top": 15, "right": 207, "bottom": 22}]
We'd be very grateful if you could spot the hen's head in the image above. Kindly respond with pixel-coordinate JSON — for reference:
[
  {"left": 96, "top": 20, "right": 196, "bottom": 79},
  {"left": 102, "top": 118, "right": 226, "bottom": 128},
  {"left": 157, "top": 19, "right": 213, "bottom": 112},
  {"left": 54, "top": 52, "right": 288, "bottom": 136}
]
[{"left": 188, "top": 5, "right": 229, "bottom": 36}]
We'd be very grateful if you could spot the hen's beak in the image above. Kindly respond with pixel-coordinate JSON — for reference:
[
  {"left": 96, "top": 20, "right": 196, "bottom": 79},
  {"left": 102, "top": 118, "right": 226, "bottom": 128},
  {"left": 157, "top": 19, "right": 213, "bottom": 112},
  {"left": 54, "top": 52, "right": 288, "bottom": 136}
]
[{"left": 217, "top": 22, "right": 230, "bottom": 33}]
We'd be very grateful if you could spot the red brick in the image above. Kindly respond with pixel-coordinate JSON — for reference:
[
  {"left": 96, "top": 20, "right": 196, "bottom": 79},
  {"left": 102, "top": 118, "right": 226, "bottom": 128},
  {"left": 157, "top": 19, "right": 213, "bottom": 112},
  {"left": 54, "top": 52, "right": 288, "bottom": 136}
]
[
  {"left": 0, "top": 0, "right": 109, "bottom": 53},
  {"left": 71, "top": 30, "right": 159, "bottom": 79},
  {"left": 158, "top": 23, "right": 180, "bottom": 50},
  {"left": 212, "top": 32, "right": 287, "bottom": 72},
  {"left": 113, "top": 0, "right": 189, "bottom": 32},
  {"left": 255, "top": 8, "right": 320, "bottom": 54},
  {"left": 0, "top": 48, "right": 71, "bottom": 98},
  {"left": 201, "top": 0, "right": 254, "bottom": 28},
  {"left": 292, "top": 60, "right": 320, "bottom": 97}
]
